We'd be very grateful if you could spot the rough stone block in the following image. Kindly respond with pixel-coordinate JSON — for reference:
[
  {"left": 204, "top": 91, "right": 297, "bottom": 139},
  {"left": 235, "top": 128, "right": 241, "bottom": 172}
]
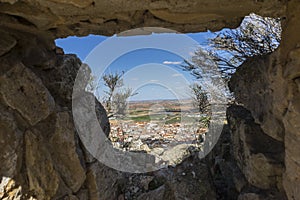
[
  {"left": 49, "top": 112, "right": 86, "bottom": 193},
  {"left": 0, "top": 63, "right": 55, "bottom": 125}
]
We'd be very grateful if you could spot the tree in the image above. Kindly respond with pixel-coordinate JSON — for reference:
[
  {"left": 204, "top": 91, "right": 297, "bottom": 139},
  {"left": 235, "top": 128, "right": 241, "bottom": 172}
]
[
  {"left": 102, "top": 71, "right": 136, "bottom": 117},
  {"left": 102, "top": 72, "right": 124, "bottom": 114},
  {"left": 180, "top": 13, "right": 281, "bottom": 79},
  {"left": 112, "top": 88, "right": 134, "bottom": 116},
  {"left": 208, "top": 13, "right": 281, "bottom": 76},
  {"left": 190, "top": 83, "right": 209, "bottom": 114}
]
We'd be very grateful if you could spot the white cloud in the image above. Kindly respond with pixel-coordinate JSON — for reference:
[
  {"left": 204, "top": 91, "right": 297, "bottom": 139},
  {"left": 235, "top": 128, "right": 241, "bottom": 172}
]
[
  {"left": 172, "top": 73, "right": 182, "bottom": 77},
  {"left": 149, "top": 79, "right": 159, "bottom": 82},
  {"left": 163, "top": 61, "right": 182, "bottom": 65}
]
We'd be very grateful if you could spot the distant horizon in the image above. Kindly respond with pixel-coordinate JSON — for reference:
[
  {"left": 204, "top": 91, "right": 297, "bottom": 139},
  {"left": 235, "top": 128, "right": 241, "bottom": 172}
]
[{"left": 127, "top": 97, "right": 193, "bottom": 103}]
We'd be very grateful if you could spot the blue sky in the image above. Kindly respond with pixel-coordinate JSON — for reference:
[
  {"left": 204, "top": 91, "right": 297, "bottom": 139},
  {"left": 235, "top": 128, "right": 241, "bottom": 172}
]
[
  {"left": 55, "top": 31, "right": 215, "bottom": 100},
  {"left": 55, "top": 32, "right": 213, "bottom": 61}
]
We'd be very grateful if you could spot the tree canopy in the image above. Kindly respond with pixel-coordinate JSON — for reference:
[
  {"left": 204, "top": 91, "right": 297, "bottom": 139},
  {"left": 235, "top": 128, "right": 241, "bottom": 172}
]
[{"left": 181, "top": 13, "right": 281, "bottom": 78}]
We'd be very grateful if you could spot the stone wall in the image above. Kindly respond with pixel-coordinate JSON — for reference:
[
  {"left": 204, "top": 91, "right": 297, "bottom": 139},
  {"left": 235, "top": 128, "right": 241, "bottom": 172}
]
[
  {"left": 227, "top": 2, "right": 300, "bottom": 197},
  {"left": 0, "top": 0, "right": 300, "bottom": 199},
  {"left": 0, "top": 34, "right": 114, "bottom": 199},
  {"left": 208, "top": 105, "right": 287, "bottom": 199}
]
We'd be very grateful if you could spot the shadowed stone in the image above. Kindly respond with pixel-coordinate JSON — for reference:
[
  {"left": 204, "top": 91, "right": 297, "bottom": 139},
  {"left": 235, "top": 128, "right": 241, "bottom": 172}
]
[
  {"left": 49, "top": 112, "right": 86, "bottom": 193},
  {"left": 25, "top": 130, "right": 60, "bottom": 200},
  {"left": 0, "top": 103, "right": 23, "bottom": 180},
  {"left": 0, "top": 31, "right": 16, "bottom": 56},
  {"left": 0, "top": 63, "right": 55, "bottom": 125},
  {"left": 227, "top": 105, "right": 284, "bottom": 190}
]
